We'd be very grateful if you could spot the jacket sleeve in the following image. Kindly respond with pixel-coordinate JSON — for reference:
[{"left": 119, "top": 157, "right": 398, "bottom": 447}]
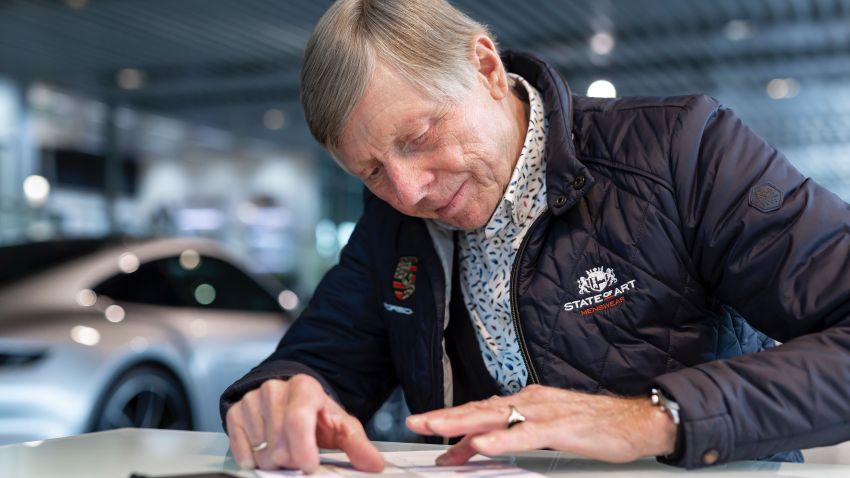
[
  {"left": 653, "top": 95, "right": 850, "bottom": 467},
  {"left": 219, "top": 200, "right": 396, "bottom": 429}
]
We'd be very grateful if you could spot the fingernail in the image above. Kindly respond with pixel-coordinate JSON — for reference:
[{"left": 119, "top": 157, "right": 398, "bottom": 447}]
[
  {"left": 239, "top": 458, "right": 255, "bottom": 470},
  {"left": 435, "top": 452, "right": 452, "bottom": 466},
  {"left": 407, "top": 415, "right": 424, "bottom": 426}
]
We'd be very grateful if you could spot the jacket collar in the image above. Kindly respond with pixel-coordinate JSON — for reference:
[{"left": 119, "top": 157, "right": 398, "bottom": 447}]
[{"left": 501, "top": 50, "right": 594, "bottom": 216}]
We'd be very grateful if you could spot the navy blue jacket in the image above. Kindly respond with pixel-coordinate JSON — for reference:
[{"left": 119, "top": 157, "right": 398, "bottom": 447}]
[{"left": 221, "top": 51, "right": 850, "bottom": 468}]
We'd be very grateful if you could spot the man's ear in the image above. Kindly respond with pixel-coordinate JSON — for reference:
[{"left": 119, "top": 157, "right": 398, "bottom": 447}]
[{"left": 471, "top": 35, "right": 508, "bottom": 101}]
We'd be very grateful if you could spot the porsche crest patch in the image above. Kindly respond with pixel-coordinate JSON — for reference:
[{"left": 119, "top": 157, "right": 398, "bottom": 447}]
[{"left": 392, "top": 256, "right": 418, "bottom": 301}]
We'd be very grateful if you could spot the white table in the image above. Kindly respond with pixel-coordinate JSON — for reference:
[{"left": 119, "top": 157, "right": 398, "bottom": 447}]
[{"left": 0, "top": 428, "right": 848, "bottom": 478}]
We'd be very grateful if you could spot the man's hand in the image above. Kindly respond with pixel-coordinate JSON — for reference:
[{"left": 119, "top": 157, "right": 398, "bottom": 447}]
[
  {"left": 405, "top": 384, "right": 676, "bottom": 465},
  {"left": 225, "top": 374, "right": 385, "bottom": 473}
]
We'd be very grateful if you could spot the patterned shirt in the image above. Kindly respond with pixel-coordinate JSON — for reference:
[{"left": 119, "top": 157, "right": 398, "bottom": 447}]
[{"left": 457, "top": 73, "right": 549, "bottom": 395}]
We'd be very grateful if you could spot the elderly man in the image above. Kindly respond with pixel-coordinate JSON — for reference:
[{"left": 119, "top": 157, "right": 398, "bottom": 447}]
[{"left": 221, "top": 0, "right": 850, "bottom": 472}]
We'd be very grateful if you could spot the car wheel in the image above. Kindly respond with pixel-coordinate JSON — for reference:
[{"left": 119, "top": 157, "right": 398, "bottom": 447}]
[{"left": 91, "top": 365, "right": 192, "bottom": 432}]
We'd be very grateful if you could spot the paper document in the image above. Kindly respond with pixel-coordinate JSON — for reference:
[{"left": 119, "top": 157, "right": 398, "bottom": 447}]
[{"left": 256, "top": 450, "right": 545, "bottom": 478}]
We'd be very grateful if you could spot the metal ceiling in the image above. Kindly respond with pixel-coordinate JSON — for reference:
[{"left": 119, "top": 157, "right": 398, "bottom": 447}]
[{"left": 2, "top": 0, "right": 850, "bottom": 192}]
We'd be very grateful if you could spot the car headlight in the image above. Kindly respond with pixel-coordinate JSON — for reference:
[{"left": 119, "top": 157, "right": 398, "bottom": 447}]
[{"left": 0, "top": 350, "right": 47, "bottom": 368}]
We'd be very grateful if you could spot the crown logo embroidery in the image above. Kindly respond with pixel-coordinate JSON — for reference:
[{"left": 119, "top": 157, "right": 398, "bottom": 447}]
[{"left": 577, "top": 266, "right": 617, "bottom": 295}]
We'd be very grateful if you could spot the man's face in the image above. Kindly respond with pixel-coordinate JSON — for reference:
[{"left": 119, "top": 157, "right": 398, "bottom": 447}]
[{"left": 332, "top": 50, "right": 522, "bottom": 230}]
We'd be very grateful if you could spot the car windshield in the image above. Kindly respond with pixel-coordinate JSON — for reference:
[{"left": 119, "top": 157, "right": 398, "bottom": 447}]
[{"left": 0, "top": 239, "right": 110, "bottom": 287}]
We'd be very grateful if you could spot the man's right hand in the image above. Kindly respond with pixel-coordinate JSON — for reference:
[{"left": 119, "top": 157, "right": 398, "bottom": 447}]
[{"left": 225, "top": 374, "right": 385, "bottom": 473}]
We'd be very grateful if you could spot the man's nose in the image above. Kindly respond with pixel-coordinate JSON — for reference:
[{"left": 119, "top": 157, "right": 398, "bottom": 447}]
[{"left": 385, "top": 160, "right": 432, "bottom": 209}]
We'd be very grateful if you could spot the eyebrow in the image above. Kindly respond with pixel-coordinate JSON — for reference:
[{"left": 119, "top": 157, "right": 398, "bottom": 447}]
[{"left": 395, "top": 118, "right": 429, "bottom": 140}]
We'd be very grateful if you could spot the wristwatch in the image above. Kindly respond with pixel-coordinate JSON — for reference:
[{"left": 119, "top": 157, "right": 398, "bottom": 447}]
[
  {"left": 650, "top": 387, "right": 680, "bottom": 425},
  {"left": 651, "top": 387, "right": 683, "bottom": 460}
]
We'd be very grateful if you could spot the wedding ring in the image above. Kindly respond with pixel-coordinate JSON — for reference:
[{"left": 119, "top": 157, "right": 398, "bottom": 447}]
[
  {"left": 506, "top": 405, "right": 526, "bottom": 429},
  {"left": 252, "top": 441, "right": 268, "bottom": 452}
]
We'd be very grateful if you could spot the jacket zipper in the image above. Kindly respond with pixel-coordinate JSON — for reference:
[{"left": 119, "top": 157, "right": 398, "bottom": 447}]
[{"left": 510, "top": 210, "right": 550, "bottom": 385}]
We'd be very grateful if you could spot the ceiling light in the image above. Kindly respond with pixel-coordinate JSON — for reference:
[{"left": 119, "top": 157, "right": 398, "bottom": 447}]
[
  {"left": 23, "top": 175, "right": 50, "bottom": 206},
  {"left": 64, "top": 0, "right": 88, "bottom": 10},
  {"left": 724, "top": 19, "right": 753, "bottom": 42},
  {"left": 587, "top": 80, "right": 617, "bottom": 98},
  {"left": 179, "top": 249, "right": 201, "bottom": 270},
  {"left": 263, "top": 109, "right": 287, "bottom": 130},
  {"left": 766, "top": 78, "right": 800, "bottom": 100},
  {"left": 589, "top": 32, "right": 615, "bottom": 56},
  {"left": 116, "top": 69, "right": 146, "bottom": 90},
  {"left": 105, "top": 305, "right": 125, "bottom": 323},
  {"left": 118, "top": 252, "right": 140, "bottom": 273},
  {"left": 194, "top": 284, "right": 216, "bottom": 305},
  {"left": 76, "top": 289, "right": 97, "bottom": 307},
  {"left": 278, "top": 290, "right": 299, "bottom": 311},
  {"left": 70, "top": 325, "right": 101, "bottom": 346}
]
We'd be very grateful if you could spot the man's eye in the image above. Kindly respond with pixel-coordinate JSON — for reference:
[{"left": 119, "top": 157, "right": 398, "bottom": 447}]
[
  {"left": 367, "top": 165, "right": 382, "bottom": 179},
  {"left": 412, "top": 130, "right": 429, "bottom": 146},
  {"left": 404, "top": 129, "right": 430, "bottom": 152}
]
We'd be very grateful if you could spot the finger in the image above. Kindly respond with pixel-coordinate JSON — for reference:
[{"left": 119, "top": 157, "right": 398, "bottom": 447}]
[
  {"left": 435, "top": 434, "right": 479, "bottom": 466},
  {"left": 327, "top": 408, "right": 385, "bottom": 472},
  {"left": 278, "top": 376, "right": 326, "bottom": 473},
  {"left": 237, "top": 391, "right": 268, "bottom": 453},
  {"left": 468, "top": 422, "right": 548, "bottom": 456},
  {"left": 406, "top": 402, "right": 487, "bottom": 435},
  {"left": 226, "top": 406, "right": 256, "bottom": 469},
  {"left": 407, "top": 402, "right": 514, "bottom": 437},
  {"left": 256, "top": 381, "right": 289, "bottom": 470}
]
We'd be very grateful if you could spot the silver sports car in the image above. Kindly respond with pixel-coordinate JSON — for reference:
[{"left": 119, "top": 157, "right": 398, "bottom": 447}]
[{"left": 0, "top": 237, "right": 291, "bottom": 446}]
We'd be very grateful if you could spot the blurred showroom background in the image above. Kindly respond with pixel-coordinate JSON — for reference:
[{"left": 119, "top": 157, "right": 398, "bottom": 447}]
[{"left": 1, "top": 0, "right": 850, "bottom": 454}]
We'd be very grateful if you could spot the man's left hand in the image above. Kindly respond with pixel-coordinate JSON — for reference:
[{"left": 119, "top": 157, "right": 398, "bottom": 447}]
[{"left": 405, "top": 384, "right": 676, "bottom": 465}]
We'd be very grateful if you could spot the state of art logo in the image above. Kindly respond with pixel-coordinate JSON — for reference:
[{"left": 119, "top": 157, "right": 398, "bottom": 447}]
[
  {"left": 577, "top": 267, "right": 618, "bottom": 295},
  {"left": 565, "top": 265, "right": 637, "bottom": 315}
]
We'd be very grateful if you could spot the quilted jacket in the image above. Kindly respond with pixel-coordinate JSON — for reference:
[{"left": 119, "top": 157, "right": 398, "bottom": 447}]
[{"left": 221, "top": 51, "right": 850, "bottom": 468}]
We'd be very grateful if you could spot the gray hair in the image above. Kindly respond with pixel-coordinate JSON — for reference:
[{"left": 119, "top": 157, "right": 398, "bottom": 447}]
[{"left": 300, "top": 0, "right": 494, "bottom": 148}]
